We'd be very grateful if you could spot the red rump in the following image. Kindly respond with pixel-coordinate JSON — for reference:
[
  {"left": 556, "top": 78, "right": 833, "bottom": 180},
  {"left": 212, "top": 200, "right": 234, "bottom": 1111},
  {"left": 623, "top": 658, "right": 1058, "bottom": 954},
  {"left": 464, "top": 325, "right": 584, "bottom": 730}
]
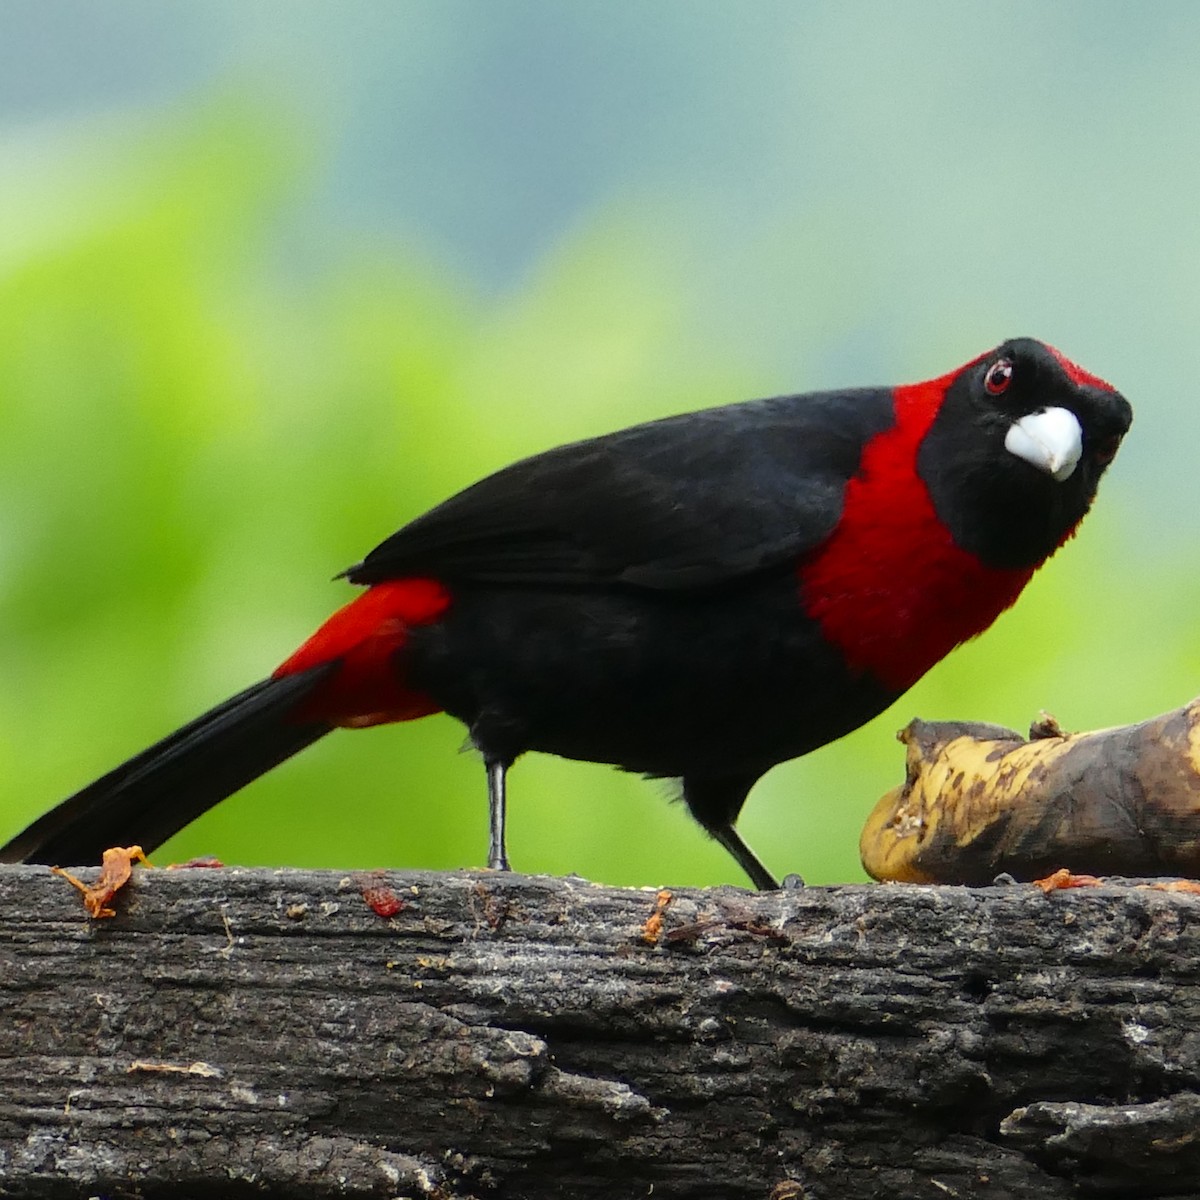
[
  {"left": 798, "top": 372, "right": 1036, "bottom": 692},
  {"left": 274, "top": 578, "right": 450, "bottom": 728}
]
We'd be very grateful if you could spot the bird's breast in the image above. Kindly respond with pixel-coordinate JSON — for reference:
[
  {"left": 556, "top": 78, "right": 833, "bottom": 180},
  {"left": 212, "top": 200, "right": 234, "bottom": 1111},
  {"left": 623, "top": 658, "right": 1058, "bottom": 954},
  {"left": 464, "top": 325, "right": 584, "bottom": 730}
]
[{"left": 798, "top": 378, "right": 1035, "bottom": 692}]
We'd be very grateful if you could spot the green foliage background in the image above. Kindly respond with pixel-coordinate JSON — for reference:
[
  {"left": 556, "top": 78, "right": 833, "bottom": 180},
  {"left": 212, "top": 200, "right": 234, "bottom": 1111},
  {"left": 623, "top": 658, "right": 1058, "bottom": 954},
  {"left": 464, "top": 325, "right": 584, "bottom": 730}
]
[{"left": 0, "top": 39, "right": 1193, "bottom": 886}]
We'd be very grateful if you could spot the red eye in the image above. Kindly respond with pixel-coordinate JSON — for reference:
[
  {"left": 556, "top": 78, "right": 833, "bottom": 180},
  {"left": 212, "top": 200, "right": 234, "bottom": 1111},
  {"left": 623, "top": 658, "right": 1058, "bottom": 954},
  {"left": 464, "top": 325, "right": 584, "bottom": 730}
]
[
  {"left": 1093, "top": 435, "right": 1121, "bottom": 465},
  {"left": 984, "top": 358, "right": 1013, "bottom": 395}
]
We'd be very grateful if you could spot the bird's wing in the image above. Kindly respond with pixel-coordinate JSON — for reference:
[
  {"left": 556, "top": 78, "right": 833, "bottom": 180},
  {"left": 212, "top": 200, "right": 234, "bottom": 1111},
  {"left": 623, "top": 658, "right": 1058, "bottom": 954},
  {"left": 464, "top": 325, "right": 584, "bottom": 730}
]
[{"left": 346, "top": 389, "right": 896, "bottom": 591}]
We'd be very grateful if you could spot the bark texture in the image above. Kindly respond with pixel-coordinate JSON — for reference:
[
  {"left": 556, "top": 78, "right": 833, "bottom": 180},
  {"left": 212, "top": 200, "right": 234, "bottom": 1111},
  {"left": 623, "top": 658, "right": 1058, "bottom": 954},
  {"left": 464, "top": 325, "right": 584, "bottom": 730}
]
[{"left": 1, "top": 864, "right": 1199, "bottom": 1199}]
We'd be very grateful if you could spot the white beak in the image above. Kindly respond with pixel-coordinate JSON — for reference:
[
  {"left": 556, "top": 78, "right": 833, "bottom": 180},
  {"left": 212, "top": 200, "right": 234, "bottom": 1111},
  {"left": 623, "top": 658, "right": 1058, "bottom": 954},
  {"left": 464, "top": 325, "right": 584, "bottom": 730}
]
[{"left": 1004, "top": 407, "right": 1083, "bottom": 482}]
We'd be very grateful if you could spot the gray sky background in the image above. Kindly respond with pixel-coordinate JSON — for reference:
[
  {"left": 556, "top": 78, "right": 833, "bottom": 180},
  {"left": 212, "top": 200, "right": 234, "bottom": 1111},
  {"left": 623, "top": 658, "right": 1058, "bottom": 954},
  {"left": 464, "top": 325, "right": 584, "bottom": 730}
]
[{"left": 1, "top": 2, "right": 1193, "bottom": 542}]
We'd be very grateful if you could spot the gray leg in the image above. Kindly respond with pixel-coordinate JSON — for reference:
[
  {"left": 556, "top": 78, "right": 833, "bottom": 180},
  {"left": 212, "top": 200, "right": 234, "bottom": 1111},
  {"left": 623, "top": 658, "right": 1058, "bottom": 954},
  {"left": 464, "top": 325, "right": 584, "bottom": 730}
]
[
  {"left": 486, "top": 758, "right": 511, "bottom": 871},
  {"left": 709, "top": 824, "right": 780, "bottom": 891}
]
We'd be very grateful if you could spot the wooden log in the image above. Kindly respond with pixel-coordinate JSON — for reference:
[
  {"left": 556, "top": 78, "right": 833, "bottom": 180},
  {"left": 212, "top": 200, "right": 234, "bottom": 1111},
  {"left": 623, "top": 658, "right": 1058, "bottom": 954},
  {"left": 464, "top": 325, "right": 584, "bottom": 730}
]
[{"left": 2, "top": 864, "right": 1199, "bottom": 1198}]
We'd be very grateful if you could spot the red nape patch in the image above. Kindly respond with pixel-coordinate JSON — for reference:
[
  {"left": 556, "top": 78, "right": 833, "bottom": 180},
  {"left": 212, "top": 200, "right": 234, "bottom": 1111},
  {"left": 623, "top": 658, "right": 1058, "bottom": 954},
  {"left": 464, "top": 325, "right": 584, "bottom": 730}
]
[
  {"left": 274, "top": 578, "right": 451, "bottom": 728},
  {"left": 1047, "top": 344, "right": 1113, "bottom": 393},
  {"left": 798, "top": 375, "right": 1035, "bottom": 693}
]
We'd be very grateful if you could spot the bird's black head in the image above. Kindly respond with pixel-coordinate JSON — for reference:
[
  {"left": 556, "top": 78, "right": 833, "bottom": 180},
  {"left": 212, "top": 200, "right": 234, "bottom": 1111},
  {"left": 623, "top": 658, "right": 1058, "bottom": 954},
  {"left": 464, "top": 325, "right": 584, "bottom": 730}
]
[{"left": 918, "top": 337, "right": 1133, "bottom": 569}]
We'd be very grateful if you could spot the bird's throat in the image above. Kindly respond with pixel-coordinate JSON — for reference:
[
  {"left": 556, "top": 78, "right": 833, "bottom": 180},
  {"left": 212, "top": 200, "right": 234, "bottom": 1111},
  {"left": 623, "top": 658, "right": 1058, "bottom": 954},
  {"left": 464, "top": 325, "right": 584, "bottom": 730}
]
[{"left": 797, "top": 376, "right": 1035, "bottom": 692}]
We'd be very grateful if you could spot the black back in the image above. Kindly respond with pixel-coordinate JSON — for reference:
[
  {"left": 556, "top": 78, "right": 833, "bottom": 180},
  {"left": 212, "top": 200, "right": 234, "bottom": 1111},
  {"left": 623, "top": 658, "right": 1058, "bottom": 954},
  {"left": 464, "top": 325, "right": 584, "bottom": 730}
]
[{"left": 347, "top": 388, "right": 898, "bottom": 590}]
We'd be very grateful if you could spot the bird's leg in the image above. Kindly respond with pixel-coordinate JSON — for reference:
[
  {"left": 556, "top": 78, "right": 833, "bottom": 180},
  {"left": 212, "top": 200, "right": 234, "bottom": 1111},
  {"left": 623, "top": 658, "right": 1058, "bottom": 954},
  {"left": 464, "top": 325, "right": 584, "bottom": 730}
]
[
  {"left": 709, "top": 824, "right": 780, "bottom": 891},
  {"left": 485, "top": 758, "right": 512, "bottom": 871},
  {"left": 682, "top": 773, "right": 780, "bottom": 891}
]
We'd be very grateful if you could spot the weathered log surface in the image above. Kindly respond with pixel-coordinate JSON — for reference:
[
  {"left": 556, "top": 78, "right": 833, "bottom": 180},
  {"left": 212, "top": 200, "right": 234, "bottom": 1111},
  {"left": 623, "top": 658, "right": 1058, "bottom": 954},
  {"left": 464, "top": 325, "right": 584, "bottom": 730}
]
[{"left": 2, "top": 864, "right": 1200, "bottom": 1199}]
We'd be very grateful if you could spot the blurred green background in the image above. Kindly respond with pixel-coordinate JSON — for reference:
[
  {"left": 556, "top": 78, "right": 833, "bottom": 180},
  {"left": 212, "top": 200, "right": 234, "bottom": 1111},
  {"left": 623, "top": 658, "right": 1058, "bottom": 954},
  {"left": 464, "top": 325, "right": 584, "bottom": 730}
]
[{"left": 0, "top": 3, "right": 1195, "bottom": 886}]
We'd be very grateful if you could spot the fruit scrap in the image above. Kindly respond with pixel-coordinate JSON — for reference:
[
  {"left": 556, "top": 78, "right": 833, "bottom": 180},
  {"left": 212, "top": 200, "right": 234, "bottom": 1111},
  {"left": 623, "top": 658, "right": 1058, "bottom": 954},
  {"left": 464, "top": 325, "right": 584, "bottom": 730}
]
[
  {"left": 1150, "top": 879, "right": 1200, "bottom": 896},
  {"left": 861, "top": 698, "right": 1200, "bottom": 885},
  {"left": 352, "top": 870, "right": 406, "bottom": 918},
  {"left": 51, "top": 845, "right": 149, "bottom": 919},
  {"left": 1033, "top": 873, "right": 1200, "bottom": 895},
  {"left": 1032, "top": 869, "right": 1102, "bottom": 894},
  {"left": 640, "top": 889, "right": 673, "bottom": 945},
  {"left": 361, "top": 884, "right": 405, "bottom": 918}
]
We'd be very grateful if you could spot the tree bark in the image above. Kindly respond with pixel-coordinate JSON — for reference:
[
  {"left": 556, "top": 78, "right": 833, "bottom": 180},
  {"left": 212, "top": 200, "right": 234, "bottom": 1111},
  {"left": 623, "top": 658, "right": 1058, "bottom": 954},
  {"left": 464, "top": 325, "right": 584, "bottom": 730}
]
[{"left": 1, "top": 863, "right": 1198, "bottom": 1199}]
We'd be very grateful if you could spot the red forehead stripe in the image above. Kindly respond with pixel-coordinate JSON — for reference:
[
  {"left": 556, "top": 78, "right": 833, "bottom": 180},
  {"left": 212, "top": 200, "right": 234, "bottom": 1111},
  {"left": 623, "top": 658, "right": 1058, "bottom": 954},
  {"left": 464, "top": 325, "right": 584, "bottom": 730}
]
[{"left": 1047, "top": 344, "right": 1113, "bottom": 392}]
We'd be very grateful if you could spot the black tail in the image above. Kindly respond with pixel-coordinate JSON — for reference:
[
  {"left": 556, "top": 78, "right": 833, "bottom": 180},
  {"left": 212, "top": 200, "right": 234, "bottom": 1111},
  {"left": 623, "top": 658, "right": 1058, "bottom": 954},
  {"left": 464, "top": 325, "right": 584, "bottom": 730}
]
[{"left": 1, "top": 666, "right": 336, "bottom": 866}]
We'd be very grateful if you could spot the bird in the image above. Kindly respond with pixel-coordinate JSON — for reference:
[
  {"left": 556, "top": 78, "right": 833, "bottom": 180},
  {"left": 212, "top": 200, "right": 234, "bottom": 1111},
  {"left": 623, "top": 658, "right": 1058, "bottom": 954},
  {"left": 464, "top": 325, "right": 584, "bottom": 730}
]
[{"left": 0, "top": 337, "right": 1132, "bottom": 888}]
